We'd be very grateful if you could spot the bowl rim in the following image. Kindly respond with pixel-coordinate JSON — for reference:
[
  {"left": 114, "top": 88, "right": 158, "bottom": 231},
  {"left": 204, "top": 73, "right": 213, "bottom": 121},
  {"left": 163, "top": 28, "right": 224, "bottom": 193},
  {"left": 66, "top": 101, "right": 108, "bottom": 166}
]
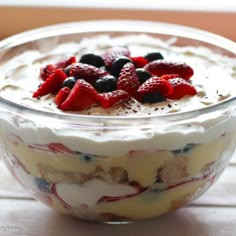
[{"left": 0, "top": 19, "right": 236, "bottom": 125}]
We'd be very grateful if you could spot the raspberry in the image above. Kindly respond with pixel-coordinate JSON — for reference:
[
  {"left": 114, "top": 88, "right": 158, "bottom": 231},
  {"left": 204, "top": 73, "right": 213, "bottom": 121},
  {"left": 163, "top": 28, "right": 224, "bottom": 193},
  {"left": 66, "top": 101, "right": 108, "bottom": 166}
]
[
  {"left": 167, "top": 78, "right": 197, "bottom": 99},
  {"left": 40, "top": 64, "right": 57, "bottom": 81},
  {"left": 130, "top": 56, "right": 148, "bottom": 68},
  {"left": 96, "top": 90, "right": 130, "bottom": 108},
  {"left": 144, "top": 60, "right": 194, "bottom": 80},
  {"left": 40, "top": 56, "right": 76, "bottom": 81},
  {"left": 117, "top": 62, "right": 140, "bottom": 99},
  {"left": 33, "top": 69, "right": 67, "bottom": 98},
  {"left": 60, "top": 79, "right": 98, "bottom": 111},
  {"left": 69, "top": 62, "right": 108, "bottom": 85},
  {"left": 102, "top": 46, "right": 131, "bottom": 69},
  {"left": 55, "top": 56, "right": 77, "bottom": 68},
  {"left": 137, "top": 76, "right": 173, "bottom": 97}
]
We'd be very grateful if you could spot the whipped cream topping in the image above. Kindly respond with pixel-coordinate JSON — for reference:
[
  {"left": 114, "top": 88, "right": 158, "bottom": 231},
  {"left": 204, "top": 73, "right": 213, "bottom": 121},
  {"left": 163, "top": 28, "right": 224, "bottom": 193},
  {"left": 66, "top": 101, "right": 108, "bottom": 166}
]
[{"left": 0, "top": 34, "right": 235, "bottom": 116}]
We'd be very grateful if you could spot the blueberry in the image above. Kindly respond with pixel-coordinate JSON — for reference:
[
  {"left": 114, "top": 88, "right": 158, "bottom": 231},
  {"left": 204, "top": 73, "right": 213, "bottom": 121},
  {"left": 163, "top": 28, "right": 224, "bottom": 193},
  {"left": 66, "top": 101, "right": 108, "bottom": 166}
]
[
  {"left": 136, "top": 68, "right": 152, "bottom": 84},
  {"left": 149, "top": 178, "right": 166, "bottom": 192},
  {"left": 79, "top": 53, "right": 105, "bottom": 68},
  {"left": 64, "top": 65, "right": 72, "bottom": 76},
  {"left": 110, "top": 56, "right": 132, "bottom": 77},
  {"left": 144, "top": 52, "right": 164, "bottom": 62},
  {"left": 172, "top": 143, "right": 194, "bottom": 156},
  {"left": 141, "top": 93, "right": 166, "bottom": 103},
  {"left": 34, "top": 178, "right": 51, "bottom": 193},
  {"left": 80, "top": 154, "right": 94, "bottom": 162},
  {"left": 94, "top": 75, "right": 117, "bottom": 93},
  {"left": 61, "top": 76, "right": 77, "bottom": 89}
]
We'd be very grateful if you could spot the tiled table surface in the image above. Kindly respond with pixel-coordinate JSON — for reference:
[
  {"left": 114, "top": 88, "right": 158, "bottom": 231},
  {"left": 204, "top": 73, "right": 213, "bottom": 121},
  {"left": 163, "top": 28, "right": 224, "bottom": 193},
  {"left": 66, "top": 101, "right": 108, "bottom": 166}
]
[{"left": 0, "top": 154, "right": 236, "bottom": 236}]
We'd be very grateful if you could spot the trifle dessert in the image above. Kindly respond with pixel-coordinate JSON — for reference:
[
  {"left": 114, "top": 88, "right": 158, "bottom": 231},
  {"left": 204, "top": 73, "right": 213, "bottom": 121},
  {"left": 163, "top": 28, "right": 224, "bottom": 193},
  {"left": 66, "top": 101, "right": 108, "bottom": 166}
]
[{"left": 0, "top": 21, "right": 236, "bottom": 222}]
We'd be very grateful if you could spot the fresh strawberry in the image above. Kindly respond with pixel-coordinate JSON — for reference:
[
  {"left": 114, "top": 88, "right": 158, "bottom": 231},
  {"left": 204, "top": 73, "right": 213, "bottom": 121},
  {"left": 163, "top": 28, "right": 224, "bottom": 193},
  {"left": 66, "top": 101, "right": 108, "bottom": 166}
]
[
  {"left": 60, "top": 79, "right": 98, "bottom": 111},
  {"left": 167, "top": 78, "right": 197, "bottom": 99},
  {"left": 137, "top": 76, "right": 173, "bottom": 97},
  {"left": 102, "top": 46, "right": 131, "bottom": 69},
  {"left": 117, "top": 62, "right": 140, "bottom": 98},
  {"left": 160, "top": 74, "right": 180, "bottom": 80},
  {"left": 144, "top": 60, "right": 194, "bottom": 80},
  {"left": 33, "top": 69, "right": 67, "bottom": 98},
  {"left": 54, "top": 87, "right": 71, "bottom": 107},
  {"left": 96, "top": 90, "right": 130, "bottom": 108},
  {"left": 130, "top": 56, "right": 148, "bottom": 68},
  {"left": 69, "top": 62, "right": 108, "bottom": 85},
  {"left": 55, "top": 56, "right": 77, "bottom": 68},
  {"left": 40, "top": 64, "right": 57, "bottom": 81}
]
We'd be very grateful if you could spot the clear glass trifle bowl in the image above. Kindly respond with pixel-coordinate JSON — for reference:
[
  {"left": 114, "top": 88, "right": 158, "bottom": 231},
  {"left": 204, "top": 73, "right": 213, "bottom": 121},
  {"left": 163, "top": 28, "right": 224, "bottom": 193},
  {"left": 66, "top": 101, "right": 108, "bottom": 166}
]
[{"left": 0, "top": 20, "right": 236, "bottom": 223}]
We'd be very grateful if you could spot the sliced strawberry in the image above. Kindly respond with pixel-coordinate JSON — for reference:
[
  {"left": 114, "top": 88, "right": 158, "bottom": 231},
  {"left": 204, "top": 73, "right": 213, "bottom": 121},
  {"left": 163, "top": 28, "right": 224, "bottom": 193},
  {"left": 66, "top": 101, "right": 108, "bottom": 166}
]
[
  {"left": 48, "top": 143, "right": 74, "bottom": 155},
  {"left": 117, "top": 62, "right": 140, "bottom": 99},
  {"left": 60, "top": 79, "right": 98, "bottom": 111},
  {"left": 137, "top": 76, "right": 173, "bottom": 97},
  {"left": 69, "top": 62, "right": 108, "bottom": 85},
  {"left": 130, "top": 56, "right": 148, "bottom": 68},
  {"left": 98, "top": 181, "right": 146, "bottom": 203},
  {"left": 96, "top": 90, "right": 130, "bottom": 108},
  {"left": 167, "top": 78, "right": 197, "bottom": 99},
  {"left": 40, "top": 64, "right": 57, "bottom": 81},
  {"left": 102, "top": 46, "right": 131, "bottom": 69},
  {"left": 55, "top": 56, "right": 77, "bottom": 68},
  {"left": 54, "top": 87, "right": 71, "bottom": 107},
  {"left": 144, "top": 60, "right": 194, "bottom": 80},
  {"left": 33, "top": 69, "right": 67, "bottom": 98}
]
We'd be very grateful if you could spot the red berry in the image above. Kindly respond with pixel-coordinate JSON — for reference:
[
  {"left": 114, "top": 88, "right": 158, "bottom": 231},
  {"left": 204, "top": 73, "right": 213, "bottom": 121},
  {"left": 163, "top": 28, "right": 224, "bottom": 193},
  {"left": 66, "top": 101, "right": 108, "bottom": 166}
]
[
  {"left": 167, "top": 78, "right": 197, "bottom": 99},
  {"left": 60, "top": 79, "right": 98, "bottom": 111},
  {"left": 137, "top": 76, "right": 173, "bottom": 97},
  {"left": 130, "top": 56, "right": 148, "bottom": 68},
  {"left": 117, "top": 62, "right": 140, "bottom": 99},
  {"left": 54, "top": 87, "right": 71, "bottom": 107},
  {"left": 102, "top": 46, "right": 131, "bottom": 69},
  {"left": 144, "top": 60, "right": 194, "bottom": 80},
  {"left": 160, "top": 74, "right": 180, "bottom": 80},
  {"left": 69, "top": 62, "right": 108, "bottom": 85},
  {"left": 33, "top": 69, "right": 67, "bottom": 98},
  {"left": 47, "top": 143, "right": 74, "bottom": 155},
  {"left": 40, "top": 64, "right": 57, "bottom": 81},
  {"left": 96, "top": 90, "right": 130, "bottom": 108},
  {"left": 55, "top": 56, "right": 77, "bottom": 68},
  {"left": 40, "top": 57, "right": 77, "bottom": 81}
]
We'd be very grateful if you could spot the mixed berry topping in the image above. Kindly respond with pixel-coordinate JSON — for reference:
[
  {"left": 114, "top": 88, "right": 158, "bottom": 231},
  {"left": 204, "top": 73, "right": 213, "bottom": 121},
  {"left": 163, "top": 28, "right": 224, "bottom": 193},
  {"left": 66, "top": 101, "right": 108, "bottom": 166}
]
[{"left": 33, "top": 46, "right": 197, "bottom": 112}]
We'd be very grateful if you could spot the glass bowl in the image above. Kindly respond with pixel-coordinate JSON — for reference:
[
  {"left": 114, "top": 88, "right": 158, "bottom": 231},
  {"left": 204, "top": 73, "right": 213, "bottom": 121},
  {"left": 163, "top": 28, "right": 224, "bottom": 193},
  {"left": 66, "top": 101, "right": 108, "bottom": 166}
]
[{"left": 0, "top": 20, "right": 236, "bottom": 223}]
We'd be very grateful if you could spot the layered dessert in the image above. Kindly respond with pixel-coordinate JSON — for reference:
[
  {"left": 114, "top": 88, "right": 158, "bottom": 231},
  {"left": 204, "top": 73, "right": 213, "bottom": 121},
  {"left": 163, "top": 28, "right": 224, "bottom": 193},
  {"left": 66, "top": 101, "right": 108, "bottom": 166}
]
[{"left": 0, "top": 30, "right": 236, "bottom": 222}]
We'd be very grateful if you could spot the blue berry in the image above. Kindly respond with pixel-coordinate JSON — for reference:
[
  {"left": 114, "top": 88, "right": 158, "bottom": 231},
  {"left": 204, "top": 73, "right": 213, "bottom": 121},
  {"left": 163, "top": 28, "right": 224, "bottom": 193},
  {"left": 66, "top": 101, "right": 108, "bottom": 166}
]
[
  {"left": 64, "top": 65, "right": 72, "bottom": 76},
  {"left": 79, "top": 53, "right": 105, "bottom": 68},
  {"left": 110, "top": 56, "right": 132, "bottom": 77},
  {"left": 136, "top": 68, "right": 152, "bottom": 84},
  {"left": 94, "top": 75, "right": 117, "bottom": 93},
  {"left": 34, "top": 178, "right": 51, "bottom": 193},
  {"left": 172, "top": 143, "right": 194, "bottom": 155},
  {"left": 61, "top": 76, "right": 77, "bottom": 89},
  {"left": 144, "top": 52, "right": 164, "bottom": 61},
  {"left": 80, "top": 154, "right": 94, "bottom": 162},
  {"left": 141, "top": 93, "right": 166, "bottom": 103}
]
